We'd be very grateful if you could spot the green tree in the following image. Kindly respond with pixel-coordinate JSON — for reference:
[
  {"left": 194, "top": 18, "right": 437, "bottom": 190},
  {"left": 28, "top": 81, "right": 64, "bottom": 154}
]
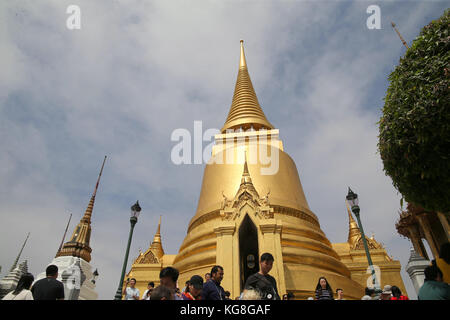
[{"left": 378, "top": 10, "right": 449, "bottom": 213}]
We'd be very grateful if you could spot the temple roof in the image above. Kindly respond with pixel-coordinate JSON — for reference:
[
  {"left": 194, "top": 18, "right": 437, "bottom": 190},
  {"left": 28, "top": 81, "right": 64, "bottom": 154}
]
[
  {"left": 221, "top": 40, "right": 274, "bottom": 133},
  {"left": 134, "top": 216, "right": 165, "bottom": 264}
]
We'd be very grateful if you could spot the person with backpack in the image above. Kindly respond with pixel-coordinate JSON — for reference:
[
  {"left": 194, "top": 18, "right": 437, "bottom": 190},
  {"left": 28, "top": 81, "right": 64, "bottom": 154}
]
[{"left": 244, "top": 253, "right": 280, "bottom": 300}]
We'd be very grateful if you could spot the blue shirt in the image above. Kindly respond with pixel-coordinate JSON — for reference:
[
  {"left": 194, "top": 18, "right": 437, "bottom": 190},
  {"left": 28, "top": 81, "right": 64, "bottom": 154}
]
[{"left": 201, "top": 280, "right": 225, "bottom": 300}]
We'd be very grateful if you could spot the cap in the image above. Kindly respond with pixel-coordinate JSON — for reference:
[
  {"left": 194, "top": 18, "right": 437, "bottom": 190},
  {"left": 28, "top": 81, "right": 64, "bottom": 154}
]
[
  {"left": 382, "top": 285, "right": 392, "bottom": 295},
  {"left": 189, "top": 275, "right": 204, "bottom": 290}
]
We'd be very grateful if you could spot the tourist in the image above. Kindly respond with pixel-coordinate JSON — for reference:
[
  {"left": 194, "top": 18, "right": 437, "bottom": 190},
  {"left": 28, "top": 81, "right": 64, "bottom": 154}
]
[
  {"left": 418, "top": 264, "right": 450, "bottom": 300},
  {"left": 2, "top": 273, "right": 34, "bottom": 300},
  {"left": 205, "top": 273, "right": 211, "bottom": 282},
  {"left": 380, "top": 285, "right": 392, "bottom": 300},
  {"left": 244, "top": 252, "right": 280, "bottom": 300},
  {"left": 142, "top": 281, "right": 154, "bottom": 300},
  {"left": 175, "top": 287, "right": 182, "bottom": 299},
  {"left": 182, "top": 275, "right": 203, "bottom": 300},
  {"left": 286, "top": 292, "right": 295, "bottom": 300},
  {"left": 335, "top": 288, "right": 345, "bottom": 300},
  {"left": 224, "top": 291, "right": 231, "bottom": 300},
  {"left": 159, "top": 267, "right": 183, "bottom": 300},
  {"left": 31, "top": 265, "right": 64, "bottom": 300},
  {"left": 122, "top": 278, "right": 140, "bottom": 300},
  {"left": 202, "top": 265, "right": 225, "bottom": 300},
  {"left": 150, "top": 285, "right": 173, "bottom": 300},
  {"left": 181, "top": 280, "right": 190, "bottom": 293},
  {"left": 361, "top": 287, "right": 375, "bottom": 300},
  {"left": 314, "top": 277, "right": 333, "bottom": 300},
  {"left": 435, "top": 242, "right": 450, "bottom": 284},
  {"left": 390, "top": 285, "right": 408, "bottom": 300}
]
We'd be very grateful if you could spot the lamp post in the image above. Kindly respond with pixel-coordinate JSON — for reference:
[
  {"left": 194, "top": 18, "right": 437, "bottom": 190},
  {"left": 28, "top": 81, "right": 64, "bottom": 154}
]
[
  {"left": 346, "top": 188, "right": 381, "bottom": 293},
  {"left": 114, "top": 201, "right": 141, "bottom": 300}
]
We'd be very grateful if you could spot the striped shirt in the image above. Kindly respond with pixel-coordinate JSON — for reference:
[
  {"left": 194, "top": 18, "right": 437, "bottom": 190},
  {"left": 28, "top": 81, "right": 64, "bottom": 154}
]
[{"left": 315, "top": 289, "right": 334, "bottom": 300}]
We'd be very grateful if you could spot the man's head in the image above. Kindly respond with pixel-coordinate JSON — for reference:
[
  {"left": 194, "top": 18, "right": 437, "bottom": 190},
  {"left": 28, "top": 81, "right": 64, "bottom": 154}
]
[
  {"left": 260, "top": 253, "right": 274, "bottom": 275},
  {"left": 424, "top": 264, "right": 443, "bottom": 282},
  {"left": 46, "top": 265, "right": 58, "bottom": 278},
  {"left": 210, "top": 266, "right": 224, "bottom": 284},
  {"left": 129, "top": 278, "right": 137, "bottom": 288},
  {"left": 148, "top": 281, "right": 155, "bottom": 289},
  {"left": 150, "top": 285, "right": 174, "bottom": 300},
  {"left": 205, "top": 273, "right": 211, "bottom": 281},
  {"left": 159, "top": 267, "right": 179, "bottom": 290},
  {"left": 287, "top": 292, "right": 295, "bottom": 300},
  {"left": 336, "top": 288, "right": 344, "bottom": 298},
  {"left": 188, "top": 275, "right": 204, "bottom": 299},
  {"left": 380, "top": 285, "right": 392, "bottom": 300},
  {"left": 364, "top": 287, "right": 374, "bottom": 296}
]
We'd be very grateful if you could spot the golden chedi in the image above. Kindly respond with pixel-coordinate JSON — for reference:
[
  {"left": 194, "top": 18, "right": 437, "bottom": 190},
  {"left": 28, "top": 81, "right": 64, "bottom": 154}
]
[
  {"left": 332, "top": 202, "right": 407, "bottom": 295},
  {"left": 125, "top": 41, "right": 407, "bottom": 300},
  {"left": 172, "top": 40, "right": 366, "bottom": 300},
  {"left": 124, "top": 217, "right": 176, "bottom": 296}
]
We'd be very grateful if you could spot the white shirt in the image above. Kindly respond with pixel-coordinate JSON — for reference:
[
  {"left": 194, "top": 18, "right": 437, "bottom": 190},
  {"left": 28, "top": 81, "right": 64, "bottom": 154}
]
[
  {"left": 2, "top": 289, "right": 34, "bottom": 300},
  {"left": 125, "top": 287, "right": 140, "bottom": 300},
  {"left": 142, "top": 289, "right": 151, "bottom": 300}
]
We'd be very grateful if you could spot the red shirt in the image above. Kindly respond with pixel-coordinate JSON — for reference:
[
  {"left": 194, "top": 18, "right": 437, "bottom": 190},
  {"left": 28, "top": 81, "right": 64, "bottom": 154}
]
[
  {"left": 390, "top": 295, "right": 409, "bottom": 300},
  {"left": 182, "top": 292, "right": 201, "bottom": 300}
]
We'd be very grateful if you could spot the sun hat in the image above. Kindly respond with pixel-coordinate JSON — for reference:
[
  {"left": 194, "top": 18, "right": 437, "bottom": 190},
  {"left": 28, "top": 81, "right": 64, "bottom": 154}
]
[{"left": 382, "top": 285, "right": 392, "bottom": 295}]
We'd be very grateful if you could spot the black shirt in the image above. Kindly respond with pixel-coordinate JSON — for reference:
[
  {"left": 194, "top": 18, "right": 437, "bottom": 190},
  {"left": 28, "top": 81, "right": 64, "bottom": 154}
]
[
  {"left": 244, "top": 273, "right": 280, "bottom": 300},
  {"left": 31, "top": 278, "right": 65, "bottom": 300}
]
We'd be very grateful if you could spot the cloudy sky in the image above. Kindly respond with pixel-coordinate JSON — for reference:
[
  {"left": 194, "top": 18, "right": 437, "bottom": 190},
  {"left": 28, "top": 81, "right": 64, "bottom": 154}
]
[{"left": 1, "top": 0, "right": 447, "bottom": 300}]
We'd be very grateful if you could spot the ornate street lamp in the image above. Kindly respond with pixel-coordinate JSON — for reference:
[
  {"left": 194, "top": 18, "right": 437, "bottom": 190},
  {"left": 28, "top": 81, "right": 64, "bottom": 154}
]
[
  {"left": 346, "top": 188, "right": 381, "bottom": 293},
  {"left": 114, "top": 201, "right": 142, "bottom": 300}
]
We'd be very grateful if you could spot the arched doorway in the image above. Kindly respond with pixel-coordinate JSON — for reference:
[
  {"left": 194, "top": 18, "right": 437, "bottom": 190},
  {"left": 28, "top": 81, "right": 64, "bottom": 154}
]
[{"left": 239, "top": 214, "right": 259, "bottom": 291}]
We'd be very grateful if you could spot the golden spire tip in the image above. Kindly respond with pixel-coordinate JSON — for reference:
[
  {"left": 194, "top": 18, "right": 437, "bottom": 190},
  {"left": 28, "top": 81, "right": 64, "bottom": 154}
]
[{"left": 239, "top": 39, "right": 247, "bottom": 69}]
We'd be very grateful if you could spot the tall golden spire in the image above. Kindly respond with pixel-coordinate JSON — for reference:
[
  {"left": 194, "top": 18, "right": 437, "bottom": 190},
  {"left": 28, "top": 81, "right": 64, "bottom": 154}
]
[
  {"left": 221, "top": 40, "right": 274, "bottom": 133},
  {"left": 346, "top": 201, "right": 361, "bottom": 246},
  {"left": 150, "top": 216, "right": 164, "bottom": 259},
  {"left": 56, "top": 156, "right": 107, "bottom": 262}
]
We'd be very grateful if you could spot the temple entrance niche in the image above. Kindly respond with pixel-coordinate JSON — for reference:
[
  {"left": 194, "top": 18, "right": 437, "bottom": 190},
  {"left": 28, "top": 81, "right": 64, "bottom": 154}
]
[{"left": 239, "top": 214, "right": 259, "bottom": 291}]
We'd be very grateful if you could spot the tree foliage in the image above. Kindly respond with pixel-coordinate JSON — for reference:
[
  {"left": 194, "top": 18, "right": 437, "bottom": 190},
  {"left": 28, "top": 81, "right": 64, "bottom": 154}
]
[{"left": 378, "top": 10, "right": 450, "bottom": 212}]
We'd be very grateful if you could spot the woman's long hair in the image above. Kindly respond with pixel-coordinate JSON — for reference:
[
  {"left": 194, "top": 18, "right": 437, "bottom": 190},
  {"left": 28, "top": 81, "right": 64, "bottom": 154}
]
[
  {"left": 391, "top": 286, "right": 402, "bottom": 298},
  {"left": 315, "top": 277, "right": 332, "bottom": 295},
  {"left": 12, "top": 273, "right": 34, "bottom": 295}
]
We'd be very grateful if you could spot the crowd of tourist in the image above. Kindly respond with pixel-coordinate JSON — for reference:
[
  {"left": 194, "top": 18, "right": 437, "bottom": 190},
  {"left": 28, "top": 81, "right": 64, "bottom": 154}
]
[{"left": 2, "top": 243, "right": 449, "bottom": 300}]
